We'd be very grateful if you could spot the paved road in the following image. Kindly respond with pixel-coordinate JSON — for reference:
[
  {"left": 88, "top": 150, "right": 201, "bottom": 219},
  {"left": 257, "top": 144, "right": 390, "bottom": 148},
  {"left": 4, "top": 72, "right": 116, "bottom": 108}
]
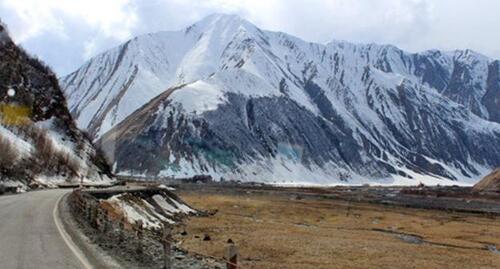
[{"left": 0, "top": 189, "right": 85, "bottom": 269}]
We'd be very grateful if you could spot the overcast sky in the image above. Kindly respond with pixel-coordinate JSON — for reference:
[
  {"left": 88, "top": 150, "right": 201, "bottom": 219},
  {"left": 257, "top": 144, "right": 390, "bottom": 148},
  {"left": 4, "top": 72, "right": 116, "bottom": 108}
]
[{"left": 1, "top": 0, "right": 499, "bottom": 76}]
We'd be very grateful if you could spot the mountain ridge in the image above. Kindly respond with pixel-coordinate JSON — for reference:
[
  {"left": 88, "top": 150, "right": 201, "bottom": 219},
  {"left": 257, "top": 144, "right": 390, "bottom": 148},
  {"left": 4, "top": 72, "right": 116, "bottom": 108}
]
[
  {"left": 62, "top": 14, "right": 500, "bottom": 137},
  {"left": 62, "top": 14, "right": 500, "bottom": 185}
]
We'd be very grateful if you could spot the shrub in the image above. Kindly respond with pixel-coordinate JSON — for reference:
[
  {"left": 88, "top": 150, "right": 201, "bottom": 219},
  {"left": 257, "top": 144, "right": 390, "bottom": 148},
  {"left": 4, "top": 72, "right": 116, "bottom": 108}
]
[
  {"left": 31, "top": 127, "right": 54, "bottom": 160},
  {"left": 0, "top": 135, "right": 19, "bottom": 183},
  {"left": 27, "top": 125, "right": 83, "bottom": 178},
  {"left": 0, "top": 135, "right": 18, "bottom": 168},
  {"left": 90, "top": 141, "right": 113, "bottom": 177},
  {"left": 66, "top": 154, "right": 82, "bottom": 178}
]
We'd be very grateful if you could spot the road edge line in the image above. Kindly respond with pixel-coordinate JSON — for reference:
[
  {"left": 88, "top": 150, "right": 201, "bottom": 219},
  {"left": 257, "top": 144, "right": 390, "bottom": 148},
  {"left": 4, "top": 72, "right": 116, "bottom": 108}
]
[{"left": 53, "top": 193, "right": 94, "bottom": 269}]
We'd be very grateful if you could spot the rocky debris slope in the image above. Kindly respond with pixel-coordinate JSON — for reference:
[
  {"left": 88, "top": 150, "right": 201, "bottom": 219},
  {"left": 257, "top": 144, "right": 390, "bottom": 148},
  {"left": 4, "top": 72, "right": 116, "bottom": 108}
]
[
  {"left": 62, "top": 14, "right": 500, "bottom": 185},
  {"left": 70, "top": 186, "right": 222, "bottom": 268},
  {"left": 0, "top": 20, "right": 112, "bottom": 189}
]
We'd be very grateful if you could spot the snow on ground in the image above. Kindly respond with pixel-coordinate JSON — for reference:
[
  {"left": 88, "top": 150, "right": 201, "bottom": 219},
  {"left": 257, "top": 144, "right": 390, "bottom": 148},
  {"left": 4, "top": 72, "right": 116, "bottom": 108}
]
[
  {"left": 152, "top": 149, "right": 489, "bottom": 187},
  {"left": 0, "top": 120, "right": 114, "bottom": 186},
  {"left": 170, "top": 80, "right": 227, "bottom": 115},
  {"left": 109, "top": 194, "right": 172, "bottom": 228},
  {"left": 153, "top": 145, "right": 484, "bottom": 187},
  {"left": 385, "top": 168, "right": 472, "bottom": 187},
  {"left": 152, "top": 194, "right": 196, "bottom": 214},
  {"left": 0, "top": 125, "right": 33, "bottom": 156},
  {"left": 32, "top": 174, "right": 113, "bottom": 187},
  {"left": 105, "top": 190, "right": 196, "bottom": 230}
]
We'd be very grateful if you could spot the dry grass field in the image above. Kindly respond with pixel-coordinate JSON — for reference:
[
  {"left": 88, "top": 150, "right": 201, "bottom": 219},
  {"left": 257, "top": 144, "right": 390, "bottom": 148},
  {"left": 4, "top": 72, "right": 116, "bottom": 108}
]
[{"left": 175, "top": 189, "right": 500, "bottom": 269}]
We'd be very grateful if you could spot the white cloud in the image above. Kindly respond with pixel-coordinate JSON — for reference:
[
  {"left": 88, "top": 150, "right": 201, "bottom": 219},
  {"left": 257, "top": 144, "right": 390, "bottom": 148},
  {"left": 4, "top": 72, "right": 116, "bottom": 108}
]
[
  {"left": 1, "top": 0, "right": 137, "bottom": 41},
  {"left": 0, "top": 0, "right": 498, "bottom": 75}
]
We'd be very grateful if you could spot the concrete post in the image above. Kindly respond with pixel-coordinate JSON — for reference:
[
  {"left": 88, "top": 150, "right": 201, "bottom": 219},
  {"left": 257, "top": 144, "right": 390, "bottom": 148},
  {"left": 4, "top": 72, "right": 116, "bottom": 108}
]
[
  {"left": 102, "top": 208, "right": 109, "bottom": 233},
  {"left": 226, "top": 243, "right": 239, "bottom": 269},
  {"left": 85, "top": 202, "right": 92, "bottom": 222},
  {"left": 119, "top": 216, "right": 125, "bottom": 243},
  {"left": 136, "top": 220, "right": 144, "bottom": 259},
  {"left": 163, "top": 224, "right": 172, "bottom": 269},
  {"left": 91, "top": 204, "right": 98, "bottom": 229}
]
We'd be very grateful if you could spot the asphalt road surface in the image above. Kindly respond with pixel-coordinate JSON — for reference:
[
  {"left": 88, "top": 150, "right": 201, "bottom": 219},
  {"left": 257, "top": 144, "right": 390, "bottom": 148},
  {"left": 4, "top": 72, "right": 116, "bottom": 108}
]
[{"left": 0, "top": 189, "right": 86, "bottom": 269}]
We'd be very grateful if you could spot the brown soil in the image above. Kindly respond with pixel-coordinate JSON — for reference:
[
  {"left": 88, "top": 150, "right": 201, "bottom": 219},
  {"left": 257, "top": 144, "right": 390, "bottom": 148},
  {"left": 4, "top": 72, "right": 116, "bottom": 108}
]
[{"left": 175, "top": 189, "right": 500, "bottom": 269}]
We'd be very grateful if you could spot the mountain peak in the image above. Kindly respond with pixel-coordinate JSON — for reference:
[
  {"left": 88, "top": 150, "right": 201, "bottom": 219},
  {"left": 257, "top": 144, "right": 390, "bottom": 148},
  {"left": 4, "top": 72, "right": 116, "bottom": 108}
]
[
  {"left": 202, "top": 13, "right": 243, "bottom": 22},
  {"left": 186, "top": 13, "right": 256, "bottom": 35}
]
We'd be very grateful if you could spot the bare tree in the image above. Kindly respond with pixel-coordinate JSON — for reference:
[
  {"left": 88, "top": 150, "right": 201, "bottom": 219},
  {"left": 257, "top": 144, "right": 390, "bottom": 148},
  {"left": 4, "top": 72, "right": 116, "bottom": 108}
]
[
  {"left": 0, "top": 136, "right": 18, "bottom": 167},
  {"left": 0, "top": 135, "right": 18, "bottom": 181}
]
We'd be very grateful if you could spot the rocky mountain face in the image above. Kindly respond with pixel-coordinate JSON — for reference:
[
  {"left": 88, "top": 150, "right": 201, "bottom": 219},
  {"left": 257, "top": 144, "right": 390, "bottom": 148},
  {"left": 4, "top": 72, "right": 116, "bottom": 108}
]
[
  {"left": 0, "top": 20, "right": 112, "bottom": 188},
  {"left": 61, "top": 14, "right": 500, "bottom": 185}
]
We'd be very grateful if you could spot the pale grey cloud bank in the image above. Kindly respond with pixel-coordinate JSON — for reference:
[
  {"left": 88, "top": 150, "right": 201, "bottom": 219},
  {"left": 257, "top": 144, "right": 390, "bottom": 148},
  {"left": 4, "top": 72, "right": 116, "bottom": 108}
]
[{"left": 1, "top": 0, "right": 499, "bottom": 75}]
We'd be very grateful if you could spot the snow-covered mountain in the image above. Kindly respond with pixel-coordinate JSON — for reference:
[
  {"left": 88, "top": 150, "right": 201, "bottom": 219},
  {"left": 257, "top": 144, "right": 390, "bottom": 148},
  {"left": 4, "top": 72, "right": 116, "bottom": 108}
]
[
  {"left": 61, "top": 14, "right": 500, "bottom": 185},
  {"left": 0, "top": 20, "right": 112, "bottom": 189}
]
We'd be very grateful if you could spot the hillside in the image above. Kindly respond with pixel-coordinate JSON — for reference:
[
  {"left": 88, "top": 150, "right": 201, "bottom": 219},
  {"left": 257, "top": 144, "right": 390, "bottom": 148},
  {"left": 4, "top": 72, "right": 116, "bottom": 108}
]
[
  {"left": 61, "top": 14, "right": 500, "bottom": 185},
  {"left": 473, "top": 168, "right": 500, "bottom": 193},
  {"left": 0, "top": 20, "right": 112, "bottom": 189}
]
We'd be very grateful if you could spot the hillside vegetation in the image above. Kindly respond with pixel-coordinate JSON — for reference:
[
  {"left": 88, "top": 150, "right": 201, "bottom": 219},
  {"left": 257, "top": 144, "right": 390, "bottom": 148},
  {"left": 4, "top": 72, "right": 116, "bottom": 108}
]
[{"left": 0, "top": 20, "right": 112, "bottom": 190}]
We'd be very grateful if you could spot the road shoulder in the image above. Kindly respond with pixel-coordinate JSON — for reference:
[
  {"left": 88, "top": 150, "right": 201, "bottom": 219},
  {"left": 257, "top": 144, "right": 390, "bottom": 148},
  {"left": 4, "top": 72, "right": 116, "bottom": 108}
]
[{"left": 56, "top": 191, "right": 123, "bottom": 269}]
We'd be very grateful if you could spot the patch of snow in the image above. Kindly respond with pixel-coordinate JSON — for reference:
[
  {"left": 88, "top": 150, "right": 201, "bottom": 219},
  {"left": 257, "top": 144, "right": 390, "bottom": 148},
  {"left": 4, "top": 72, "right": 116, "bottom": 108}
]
[
  {"left": 0, "top": 125, "right": 33, "bottom": 157},
  {"left": 170, "top": 80, "right": 227, "bottom": 115},
  {"left": 158, "top": 184, "right": 175, "bottom": 191},
  {"left": 108, "top": 194, "right": 173, "bottom": 229},
  {"left": 168, "top": 197, "right": 196, "bottom": 214}
]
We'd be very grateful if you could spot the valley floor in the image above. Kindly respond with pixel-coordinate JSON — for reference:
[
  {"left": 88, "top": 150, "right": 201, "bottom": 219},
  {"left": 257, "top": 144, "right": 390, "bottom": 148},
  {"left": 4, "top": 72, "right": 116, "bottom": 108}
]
[{"left": 174, "top": 185, "right": 500, "bottom": 269}]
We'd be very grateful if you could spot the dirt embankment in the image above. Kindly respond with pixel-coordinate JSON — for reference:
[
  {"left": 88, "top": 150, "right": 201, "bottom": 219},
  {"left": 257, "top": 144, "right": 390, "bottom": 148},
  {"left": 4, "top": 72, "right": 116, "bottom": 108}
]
[{"left": 68, "top": 187, "right": 223, "bottom": 269}]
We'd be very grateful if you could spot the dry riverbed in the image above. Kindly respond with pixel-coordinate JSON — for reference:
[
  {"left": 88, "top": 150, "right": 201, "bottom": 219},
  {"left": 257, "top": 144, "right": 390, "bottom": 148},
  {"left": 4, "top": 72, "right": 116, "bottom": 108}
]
[{"left": 175, "top": 186, "right": 500, "bottom": 269}]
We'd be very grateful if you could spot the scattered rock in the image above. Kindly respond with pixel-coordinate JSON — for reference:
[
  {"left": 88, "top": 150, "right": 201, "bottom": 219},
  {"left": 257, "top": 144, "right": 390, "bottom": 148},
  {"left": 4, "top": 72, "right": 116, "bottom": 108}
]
[
  {"left": 203, "top": 234, "right": 211, "bottom": 241},
  {"left": 175, "top": 254, "right": 186, "bottom": 260},
  {"left": 487, "top": 244, "right": 500, "bottom": 254},
  {"left": 205, "top": 209, "right": 218, "bottom": 216},
  {"left": 397, "top": 234, "right": 424, "bottom": 245}
]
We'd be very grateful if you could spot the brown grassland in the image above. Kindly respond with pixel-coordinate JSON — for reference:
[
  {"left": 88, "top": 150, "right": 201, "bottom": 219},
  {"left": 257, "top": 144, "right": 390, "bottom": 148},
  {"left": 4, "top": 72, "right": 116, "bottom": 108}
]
[{"left": 176, "top": 190, "right": 500, "bottom": 269}]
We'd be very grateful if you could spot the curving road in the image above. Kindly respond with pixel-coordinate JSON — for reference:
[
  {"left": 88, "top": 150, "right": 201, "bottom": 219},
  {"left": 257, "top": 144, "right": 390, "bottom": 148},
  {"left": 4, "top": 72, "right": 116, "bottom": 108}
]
[{"left": 0, "top": 189, "right": 86, "bottom": 269}]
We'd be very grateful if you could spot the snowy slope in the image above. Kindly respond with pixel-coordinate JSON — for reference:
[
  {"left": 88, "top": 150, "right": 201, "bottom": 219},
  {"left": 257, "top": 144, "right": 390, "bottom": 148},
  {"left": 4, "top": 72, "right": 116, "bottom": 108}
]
[
  {"left": 62, "top": 14, "right": 500, "bottom": 185},
  {"left": 61, "top": 15, "right": 317, "bottom": 137},
  {"left": 103, "top": 189, "right": 196, "bottom": 229}
]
